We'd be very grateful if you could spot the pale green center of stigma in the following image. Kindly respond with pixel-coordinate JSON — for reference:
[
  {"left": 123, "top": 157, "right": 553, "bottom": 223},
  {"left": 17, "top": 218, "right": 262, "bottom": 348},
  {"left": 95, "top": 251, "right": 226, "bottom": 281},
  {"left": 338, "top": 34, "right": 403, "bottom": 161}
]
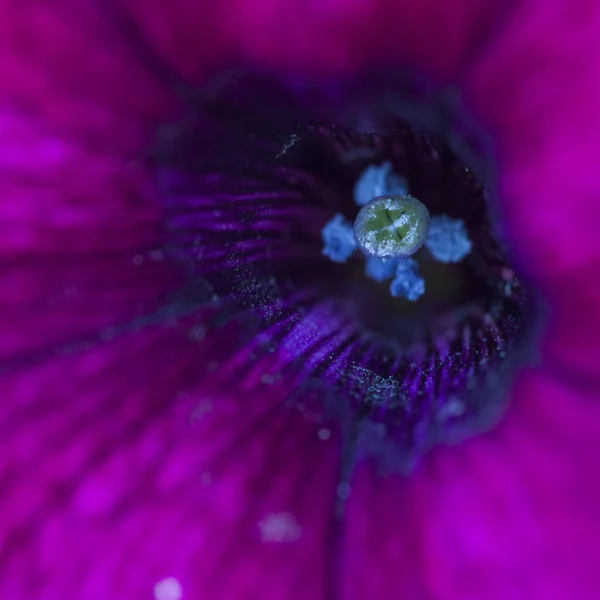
[{"left": 353, "top": 195, "right": 431, "bottom": 259}]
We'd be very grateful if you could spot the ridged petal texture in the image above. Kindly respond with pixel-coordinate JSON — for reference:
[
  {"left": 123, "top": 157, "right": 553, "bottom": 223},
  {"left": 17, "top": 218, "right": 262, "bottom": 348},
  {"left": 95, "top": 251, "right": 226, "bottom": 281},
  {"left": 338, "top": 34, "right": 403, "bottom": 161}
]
[{"left": 1, "top": 0, "right": 600, "bottom": 599}]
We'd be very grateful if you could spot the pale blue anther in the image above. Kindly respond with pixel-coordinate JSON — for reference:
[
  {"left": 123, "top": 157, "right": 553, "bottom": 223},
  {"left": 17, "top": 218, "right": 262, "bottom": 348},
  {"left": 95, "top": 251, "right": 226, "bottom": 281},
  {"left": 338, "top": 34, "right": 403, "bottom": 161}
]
[
  {"left": 425, "top": 215, "right": 472, "bottom": 264},
  {"left": 364, "top": 256, "right": 398, "bottom": 283},
  {"left": 353, "top": 161, "right": 409, "bottom": 206},
  {"left": 390, "top": 258, "right": 425, "bottom": 302},
  {"left": 321, "top": 213, "right": 357, "bottom": 263}
]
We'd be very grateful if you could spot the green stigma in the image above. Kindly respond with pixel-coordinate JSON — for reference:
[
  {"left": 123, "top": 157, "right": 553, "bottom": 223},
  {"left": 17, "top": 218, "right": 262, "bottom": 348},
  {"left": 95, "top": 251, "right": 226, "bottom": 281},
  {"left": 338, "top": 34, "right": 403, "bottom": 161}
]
[{"left": 353, "top": 195, "right": 431, "bottom": 259}]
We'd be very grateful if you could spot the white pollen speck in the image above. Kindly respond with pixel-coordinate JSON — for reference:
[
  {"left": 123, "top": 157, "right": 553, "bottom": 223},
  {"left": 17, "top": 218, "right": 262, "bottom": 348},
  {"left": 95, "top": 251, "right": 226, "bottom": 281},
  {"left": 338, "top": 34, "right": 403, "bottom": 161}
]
[
  {"left": 336, "top": 483, "right": 352, "bottom": 500},
  {"left": 277, "top": 133, "right": 300, "bottom": 158},
  {"left": 318, "top": 428, "right": 331, "bottom": 440},
  {"left": 189, "top": 325, "right": 206, "bottom": 341},
  {"left": 153, "top": 577, "right": 182, "bottom": 600},
  {"left": 99, "top": 327, "right": 117, "bottom": 341},
  {"left": 190, "top": 399, "right": 213, "bottom": 421},
  {"left": 437, "top": 398, "right": 465, "bottom": 421},
  {"left": 258, "top": 512, "right": 302, "bottom": 543}
]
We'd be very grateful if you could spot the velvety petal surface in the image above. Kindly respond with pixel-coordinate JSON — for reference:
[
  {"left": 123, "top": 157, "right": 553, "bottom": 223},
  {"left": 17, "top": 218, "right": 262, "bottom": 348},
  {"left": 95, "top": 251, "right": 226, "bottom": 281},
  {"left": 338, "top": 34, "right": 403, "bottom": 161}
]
[
  {"left": 340, "top": 367, "right": 600, "bottom": 600},
  {"left": 0, "top": 0, "right": 183, "bottom": 362},
  {"left": 1, "top": 0, "right": 600, "bottom": 599},
  {"left": 1, "top": 325, "right": 344, "bottom": 599},
  {"left": 463, "top": 0, "right": 600, "bottom": 284}
]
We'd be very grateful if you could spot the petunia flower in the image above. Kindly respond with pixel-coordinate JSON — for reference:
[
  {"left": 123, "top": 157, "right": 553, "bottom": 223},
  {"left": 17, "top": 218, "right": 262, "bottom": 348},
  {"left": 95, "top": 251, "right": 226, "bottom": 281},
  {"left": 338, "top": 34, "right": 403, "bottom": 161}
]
[{"left": 1, "top": 0, "right": 600, "bottom": 599}]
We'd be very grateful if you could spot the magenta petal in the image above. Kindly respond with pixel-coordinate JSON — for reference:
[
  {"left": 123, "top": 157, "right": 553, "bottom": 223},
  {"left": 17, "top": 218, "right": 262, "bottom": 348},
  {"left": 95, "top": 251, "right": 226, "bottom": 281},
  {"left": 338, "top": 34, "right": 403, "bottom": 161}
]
[
  {"left": 0, "top": 2, "right": 182, "bottom": 358},
  {"left": 0, "top": 1, "right": 177, "bottom": 152},
  {"left": 340, "top": 369, "right": 600, "bottom": 599},
  {"left": 219, "top": 0, "right": 516, "bottom": 79},
  {"left": 1, "top": 326, "right": 343, "bottom": 599},
  {"left": 542, "top": 261, "right": 600, "bottom": 380},
  {"left": 418, "top": 369, "right": 600, "bottom": 599},
  {"left": 111, "top": 0, "right": 233, "bottom": 82},
  {"left": 2, "top": 0, "right": 600, "bottom": 599},
  {"left": 113, "top": 0, "right": 517, "bottom": 80},
  {"left": 464, "top": 0, "right": 600, "bottom": 283},
  {"left": 341, "top": 468, "right": 424, "bottom": 600}
]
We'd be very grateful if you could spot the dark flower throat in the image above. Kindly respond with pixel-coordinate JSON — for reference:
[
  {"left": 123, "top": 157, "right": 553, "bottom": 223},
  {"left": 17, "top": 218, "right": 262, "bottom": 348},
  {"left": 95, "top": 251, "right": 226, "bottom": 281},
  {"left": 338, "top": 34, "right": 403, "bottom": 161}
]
[{"left": 153, "top": 69, "right": 539, "bottom": 473}]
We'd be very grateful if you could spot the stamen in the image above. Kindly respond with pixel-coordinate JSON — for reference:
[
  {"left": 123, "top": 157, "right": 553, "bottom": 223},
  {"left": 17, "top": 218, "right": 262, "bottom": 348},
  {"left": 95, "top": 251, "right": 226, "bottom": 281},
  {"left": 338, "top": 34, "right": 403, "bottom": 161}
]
[
  {"left": 364, "top": 256, "right": 398, "bottom": 283},
  {"left": 389, "top": 257, "right": 425, "bottom": 301},
  {"left": 321, "top": 213, "right": 357, "bottom": 263},
  {"left": 353, "top": 161, "right": 409, "bottom": 206},
  {"left": 425, "top": 214, "right": 472, "bottom": 263},
  {"left": 353, "top": 195, "right": 431, "bottom": 259},
  {"left": 318, "top": 160, "right": 470, "bottom": 304}
]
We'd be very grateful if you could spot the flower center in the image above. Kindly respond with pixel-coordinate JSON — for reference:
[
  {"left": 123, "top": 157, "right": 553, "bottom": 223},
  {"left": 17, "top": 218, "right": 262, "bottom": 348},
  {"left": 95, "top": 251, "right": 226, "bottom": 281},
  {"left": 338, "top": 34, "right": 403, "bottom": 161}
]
[{"left": 153, "top": 69, "right": 540, "bottom": 472}]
